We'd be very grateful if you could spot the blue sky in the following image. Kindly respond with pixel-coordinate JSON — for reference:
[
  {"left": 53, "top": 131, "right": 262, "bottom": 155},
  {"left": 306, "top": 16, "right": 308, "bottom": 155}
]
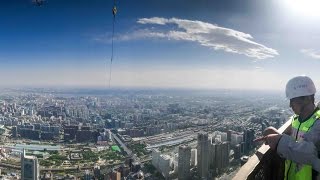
[{"left": 1, "top": 0, "right": 320, "bottom": 89}]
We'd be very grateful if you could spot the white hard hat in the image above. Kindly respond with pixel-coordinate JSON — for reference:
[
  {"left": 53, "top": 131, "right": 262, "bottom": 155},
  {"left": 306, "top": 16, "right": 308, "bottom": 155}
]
[{"left": 285, "top": 76, "right": 316, "bottom": 99}]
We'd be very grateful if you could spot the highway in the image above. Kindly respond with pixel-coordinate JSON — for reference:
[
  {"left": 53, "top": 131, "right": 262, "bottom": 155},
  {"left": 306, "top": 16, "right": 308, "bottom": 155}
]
[
  {"left": 111, "top": 132, "right": 142, "bottom": 162},
  {"left": 111, "top": 132, "right": 132, "bottom": 156}
]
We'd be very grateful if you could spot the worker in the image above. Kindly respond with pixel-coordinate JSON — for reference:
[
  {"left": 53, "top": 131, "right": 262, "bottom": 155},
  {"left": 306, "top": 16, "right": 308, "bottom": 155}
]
[{"left": 255, "top": 75, "right": 320, "bottom": 180}]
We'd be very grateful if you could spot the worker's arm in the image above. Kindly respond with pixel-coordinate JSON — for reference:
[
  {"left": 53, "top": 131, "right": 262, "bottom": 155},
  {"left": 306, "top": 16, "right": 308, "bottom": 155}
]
[
  {"left": 277, "top": 120, "right": 320, "bottom": 172},
  {"left": 277, "top": 134, "right": 320, "bottom": 172}
]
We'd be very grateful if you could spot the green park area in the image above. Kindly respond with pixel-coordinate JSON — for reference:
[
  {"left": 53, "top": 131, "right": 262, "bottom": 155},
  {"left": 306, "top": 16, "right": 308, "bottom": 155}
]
[
  {"left": 111, "top": 145, "right": 121, "bottom": 152},
  {"left": 40, "top": 152, "right": 67, "bottom": 166},
  {"left": 39, "top": 148, "right": 124, "bottom": 167},
  {"left": 100, "top": 149, "right": 123, "bottom": 161}
]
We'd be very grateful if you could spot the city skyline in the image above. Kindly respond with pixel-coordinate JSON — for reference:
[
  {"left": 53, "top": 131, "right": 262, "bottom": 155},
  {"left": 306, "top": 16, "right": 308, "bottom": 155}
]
[
  {"left": 1, "top": 0, "right": 320, "bottom": 89},
  {"left": 0, "top": 85, "right": 294, "bottom": 179}
]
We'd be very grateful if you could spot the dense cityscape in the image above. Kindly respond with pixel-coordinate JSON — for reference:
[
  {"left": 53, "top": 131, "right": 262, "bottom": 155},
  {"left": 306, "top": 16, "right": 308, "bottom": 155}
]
[{"left": 0, "top": 88, "right": 293, "bottom": 179}]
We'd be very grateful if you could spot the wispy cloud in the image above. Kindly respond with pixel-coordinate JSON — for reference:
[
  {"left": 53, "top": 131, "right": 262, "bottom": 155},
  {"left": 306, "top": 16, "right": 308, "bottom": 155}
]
[
  {"left": 301, "top": 49, "right": 320, "bottom": 59},
  {"left": 255, "top": 66, "right": 264, "bottom": 70},
  {"left": 117, "top": 17, "right": 279, "bottom": 60}
]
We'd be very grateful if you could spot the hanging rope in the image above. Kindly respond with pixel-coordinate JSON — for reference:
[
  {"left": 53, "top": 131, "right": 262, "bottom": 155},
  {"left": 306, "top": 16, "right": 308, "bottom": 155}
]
[{"left": 108, "top": 1, "right": 117, "bottom": 88}]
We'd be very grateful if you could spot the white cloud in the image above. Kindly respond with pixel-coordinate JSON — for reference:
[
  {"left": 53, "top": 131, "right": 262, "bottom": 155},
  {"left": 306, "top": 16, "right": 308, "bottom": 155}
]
[
  {"left": 122, "top": 17, "right": 279, "bottom": 60},
  {"left": 118, "top": 29, "right": 167, "bottom": 41},
  {"left": 255, "top": 66, "right": 264, "bottom": 70},
  {"left": 137, "top": 17, "right": 169, "bottom": 25},
  {"left": 301, "top": 49, "right": 320, "bottom": 59}
]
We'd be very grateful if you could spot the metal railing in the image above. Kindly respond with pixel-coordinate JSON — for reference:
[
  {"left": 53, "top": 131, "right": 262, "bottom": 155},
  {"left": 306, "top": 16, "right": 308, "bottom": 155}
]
[{"left": 233, "top": 120, "right": 292, "bottom": 180}]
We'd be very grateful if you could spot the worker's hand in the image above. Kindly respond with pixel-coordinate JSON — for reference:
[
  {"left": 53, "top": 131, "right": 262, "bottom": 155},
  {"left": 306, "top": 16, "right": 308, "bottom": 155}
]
[
  {"left": 263, "top": 126, "right": 280, "bottom": 136},
  {"left": 253, "top": 134, "right": 282, "bottom": 150}
]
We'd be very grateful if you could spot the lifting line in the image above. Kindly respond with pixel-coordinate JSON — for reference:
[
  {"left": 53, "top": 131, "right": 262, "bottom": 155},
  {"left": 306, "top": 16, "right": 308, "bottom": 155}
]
[{"left": 108, "top": 0, "right": 117, "bottom": 88}]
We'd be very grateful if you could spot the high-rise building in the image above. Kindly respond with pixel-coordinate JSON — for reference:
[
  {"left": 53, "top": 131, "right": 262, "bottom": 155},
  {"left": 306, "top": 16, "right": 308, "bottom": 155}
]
[
  {"left": 107, "top": 130, "right": 112, "bottom": 141},
  {"left": 84, "top": 170, "right": 92, "bottom": 180},
  {"left": 227, "top": 130, "right": 232, "bottom": 142},
  {"left": 178, "top": 145, "right": 191, "bottom": 180},
  {"left": 231, "top": 134, "right": 243, "bottom": 146},
  {"left": 209, "top": 143, "right": 216, "bottom": 175},
  {"left": 21, "top": 149, "right": 40, "bottom": 180},
  {"left": 243, "top": 129, "right": 255, "bottom": 153},
  {"left": 94, "top": 165, "right": 101, "bottom": 178},
  {"left": 197, "top": 132, "right": 209, "bottom": 179},
  {"left": 240, "top": 142, "right": 246, "bottom": 154},
  {"left": 221, "top": 142, "right": 230, "bottom": 169},
  {"left": 64, "top": 125, "right": 78, "bottom": 141},
  {"left": 152, "top": 149, "right": 172, "bottom": 179},
  {"left": 12, "top": 126, "right": 17, "bottom": 138},
  {"left": 111, "top": 170, "right": 121, "bottom": 180},
  {"left": 234, "top": 144, "right": 241, "bottom": 159},
  {"left": 214, "top": 142, "right": 223, "bottom": 174},
  {"left": 190, "top": 149, "right": 197, "bottom": 167},
  {"left": 76, "top": 130, "right": 93, "bottom": 142},
  {"left": 213, "top": 142, "right": 230, "bottom": 174},
  {"left": 40, "top": 172, "right": 53, "bottom": 180}
]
